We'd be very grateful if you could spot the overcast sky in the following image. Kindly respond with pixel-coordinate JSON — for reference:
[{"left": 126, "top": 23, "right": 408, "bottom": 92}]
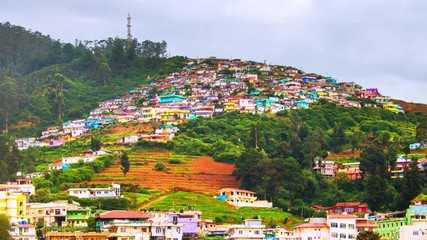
[{"left": 2, "top": 0, "right": 426, "bottom": 103}]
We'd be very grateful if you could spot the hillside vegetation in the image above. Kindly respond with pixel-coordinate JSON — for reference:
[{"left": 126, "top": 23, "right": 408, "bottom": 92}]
[{"left": 0, "top": 22, "right": 185, "bottom": 136}]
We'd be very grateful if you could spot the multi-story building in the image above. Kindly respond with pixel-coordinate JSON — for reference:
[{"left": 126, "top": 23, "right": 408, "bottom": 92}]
[
  {"left": 102, "top": 219, "right": 152, "bottom": 240},
  {"left": 0, "top": 178, "right": 35, "bottom": 196},
  {"left": 66, "top": 207, "right": 91, "bottom": 227},
  {"left": 9, "top": 222, "right": 37, "bottom": 240},
  {"left": 228, "top": 219, "right": 265, "bottom": 240},
  {"left": 0, "top": 191, "right": 27, "bottom": 223},
  {"left": 27, "top": 200, "right": 83, "bottom": 227},
  {"left": 218, "top": 188, "right": 273, "bottom": 208},
  {"left": 312, "top": 202, "right": 369, "bottom": 214},
  {"left": 293, "top": 218, "right": 329, "bottom": 240},
  {"left": 166, "top": 211, "right": 201, "bottom": 238},
  {"left": 327, "top": 214, "right": 359, "bottom": 240}
]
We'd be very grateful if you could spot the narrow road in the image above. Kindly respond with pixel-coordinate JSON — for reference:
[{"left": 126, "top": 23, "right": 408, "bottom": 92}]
[{"left": 139, "top": 194, "right": 169, "bottom": 209}]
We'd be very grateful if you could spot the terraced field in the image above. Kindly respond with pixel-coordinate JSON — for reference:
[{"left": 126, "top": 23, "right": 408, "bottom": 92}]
[{"left": 90, "top": 151, "right": 240, "bottom": 194}]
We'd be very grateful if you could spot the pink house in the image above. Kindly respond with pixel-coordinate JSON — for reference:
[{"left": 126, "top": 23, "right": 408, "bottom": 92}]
[{"left": 48, "top": 139, "right": 65, "bottom": 147}]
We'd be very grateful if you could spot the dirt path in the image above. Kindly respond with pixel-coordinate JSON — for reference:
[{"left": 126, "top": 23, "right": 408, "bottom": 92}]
[{"left": 139, "top": 194, "right": 170, "bottom": 209}]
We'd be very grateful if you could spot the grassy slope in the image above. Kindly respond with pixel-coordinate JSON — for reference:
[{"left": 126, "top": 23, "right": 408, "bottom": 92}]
[{"left": 146, "top": 192, "right": 302, "bottom": 227}]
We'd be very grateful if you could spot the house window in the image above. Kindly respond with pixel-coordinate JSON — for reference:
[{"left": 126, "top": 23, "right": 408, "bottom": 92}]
[
  {"left": 120, "top": 228, "right": 126, "bottom": 233},
  {"left": 357, "top": 228, "right": 364, "bottom": 232},
  {"left": 340, "top": 233, "right": 346, "bottom": 238},
  {"left": 340, "top": 223, "right": 346, "bottom": 228},
  {"left": 142, "top": 228, "right": 146, "bottom": 232},
  {"left": 173, "top": 216, "right": 178, "bottom": 222},
  {"left": 254, "top": 230, "right": 260, "bottom": 235},
  {"left": 331, "top": 222, "right": 338, "bottom": 228},
  {"left": 348, "top": 234, "right": 355, "bottom": 239},
  {"left": 413, "top": 231, "right": 419, "bottom": 236},
  {"left": 348, "top": 224, "right": 355, "bottom": 229},
  {"left": 239, "top": 230, "right": 243, "bottom": 234},
  {"left": 345, "top": 207, "right": 355, "bottom": 212},
  {"left": 331, "top": 232, "right": 338, "bottom": 238},
  {"left": 177, "top": 227, "right": 181, "bottom": 234},
  {"left": 156, "top": 227, "right": 162, "bottom": 234}
]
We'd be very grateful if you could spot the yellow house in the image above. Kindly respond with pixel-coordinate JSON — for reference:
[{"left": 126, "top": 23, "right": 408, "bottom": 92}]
[
  {"left": 225, "top": 102, "right": 236, "bottom": 112},
  {"left": 0, "top": 191, "right": 27, "bottom": 223},
  {"left": 160, "top": 109, "right": 190, "bottom": 123}
]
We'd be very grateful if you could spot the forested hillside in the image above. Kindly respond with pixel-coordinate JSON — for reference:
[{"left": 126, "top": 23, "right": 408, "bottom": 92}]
[
  {"left": 0, "top": 22, "right": 185, "bottom": 136},
  {"left": 171, "top": 102, "right": 427, "bottom": 213}
]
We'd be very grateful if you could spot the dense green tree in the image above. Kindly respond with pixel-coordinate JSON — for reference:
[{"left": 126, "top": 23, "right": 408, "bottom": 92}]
[
  {"left": 331, "top": 122, "right": 346, "bottom": 153},
  {"left": 282, "top": 157, "right": 306, "bottom": 208},
  {"left": 415, "top": 116, "right": 427, "bottom": 142},
  {"left": 399, "top": 159, "right": 422, "bottom": 208},
  {"left": 0, "top": 135, "right": 22, "bottom": 182},
  {"left": 0, "top": 213, "right": 10, "bottom": 240},
  {"left": 356, "top": 230, "right": 381, "bottom": 240},
  {"left": 0, "top": 76, "right": 19, "bottom": 135},
  {"left": 364, "top": 171, "right": 388, "bottom": 212},
  {"left": 154, "top": 162, "right": 167, "bottom": 171},
  {"left": 360, "top": 142, "right": 387, "bottom": 176},
  {"left": 120, "top": 152, "right": 130, "bottom": 175},
  {"left": 97, "top": 62, "right": 112, "bottom": 86},
  {"left": 90, "top": 137, "right": 102, "bottom": 151}
]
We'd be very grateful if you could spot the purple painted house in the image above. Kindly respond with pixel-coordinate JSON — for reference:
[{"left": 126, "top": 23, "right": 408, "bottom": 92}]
[
  {"left": 166, "top": 211, "right": 201, "bottom": 238},
  {"left": 48, "top": 139, "right": 65, "bottom": 147}
]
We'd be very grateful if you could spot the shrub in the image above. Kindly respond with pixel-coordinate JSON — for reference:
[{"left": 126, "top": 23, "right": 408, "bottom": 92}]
[
  {"left": 168, "top": 159, "right": 182, "bottom": 164},
  {"left": 154, "top": 162, "right": 167, "bottom": 171}
]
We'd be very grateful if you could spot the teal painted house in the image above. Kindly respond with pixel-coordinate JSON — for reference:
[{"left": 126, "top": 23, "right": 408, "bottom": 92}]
[{"left": 158, "top": 94, "right": 187, "bottom": 104}]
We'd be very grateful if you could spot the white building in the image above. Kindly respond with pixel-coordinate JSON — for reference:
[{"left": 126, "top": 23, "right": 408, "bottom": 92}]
[
  {"left": 101, "top": 220, "right": 152, "bottom": 240},
  {"left": 67, "top": 183, "right": 121, "bottom": 199},
  {"left": 327, "top": 214, "right": 358, "bottom": 240},
  {"left": 218, "top": 188, "right": 273, "bottom": 208},
  {"left": 400, "top": 224, "right": 427, "bottom": 240},
  {"left": 293, "top": 218, "right": 329, "bottom": 240},
  {"left": 228, "top": 219, "right": 265, "bottom": 240},
  {"left": 9, "top": 223, "right": 37, "bottom": 240}
]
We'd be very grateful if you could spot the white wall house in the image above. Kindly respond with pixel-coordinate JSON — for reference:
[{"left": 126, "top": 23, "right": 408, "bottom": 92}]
[
  {"left": 228, "top": 219, "right": 265, "bottom": 240},
  {"left": 67, "top": 184, "right": 121, "bottom": 199},
  {"left": 218, "top": 188, "right": 273, "bottom": 208}
]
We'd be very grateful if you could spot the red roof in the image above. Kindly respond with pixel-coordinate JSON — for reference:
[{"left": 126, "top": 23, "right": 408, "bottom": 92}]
[
  {"left": 99, "top": 210, "right": 151, "bottom": 220},
  {"left": 335, "top": 202, "right": 367, "bottom": 207}
]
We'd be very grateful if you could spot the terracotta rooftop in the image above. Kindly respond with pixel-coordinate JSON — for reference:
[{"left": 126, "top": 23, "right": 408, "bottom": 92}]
[{"left": 99, "top": 210, "right": 151, "bottom": 220}]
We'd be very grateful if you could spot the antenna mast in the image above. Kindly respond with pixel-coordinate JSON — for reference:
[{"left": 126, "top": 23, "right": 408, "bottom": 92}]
[{"left": 127, "top": 13, "right": 132, "bottom": 49}]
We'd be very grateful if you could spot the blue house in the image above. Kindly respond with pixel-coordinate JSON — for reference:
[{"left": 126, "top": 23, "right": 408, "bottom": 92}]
[
  {"left": 302, "top": 76, "right": 317, "bottom": 82},
  {"left": 62, "top": 163, "right": 70, "bottom": 171},
  {"left": 294, "top": 100, "right": 310, "bottom": 109},
  {"left": 158, "top": 94, "right": 187, "bottom": 104},
  {"left": 325, "top": 77, "right": 337, "bottom": 85},
  {"left": 310, "top": 91, "right": 318, "bottom": 99}
]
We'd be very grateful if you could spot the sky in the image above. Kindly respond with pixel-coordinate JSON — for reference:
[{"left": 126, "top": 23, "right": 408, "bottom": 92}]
[{"left": 1, "top": 0, "right": 426, "bottom": 103}]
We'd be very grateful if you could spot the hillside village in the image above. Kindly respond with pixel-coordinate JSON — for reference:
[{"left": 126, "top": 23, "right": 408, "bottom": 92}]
[
  {"left": 5, "top": 57, "right": 427, "bottom": 240},
  {"left": 14, "top": 57, "right": 425, "bottom": 180},
  {"left": 16, "top": 57, "right": 408, "bottom": 149}
]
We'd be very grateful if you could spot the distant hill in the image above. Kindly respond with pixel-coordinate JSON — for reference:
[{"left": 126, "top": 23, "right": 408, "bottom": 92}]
[{"left": 393, "top": 99, "right": 427, "bottom": 115}]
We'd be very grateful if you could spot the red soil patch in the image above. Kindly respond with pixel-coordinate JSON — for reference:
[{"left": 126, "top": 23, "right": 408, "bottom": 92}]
[
  {"left": 191, "top": 156, "right": 235, "bottom": 174},
  {"left": 89, "top": 151, "right": 240, "bottom": 194}
]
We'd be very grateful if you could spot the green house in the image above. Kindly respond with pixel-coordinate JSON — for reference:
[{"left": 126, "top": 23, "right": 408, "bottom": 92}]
[{"left": 66, "top": 208, "right": 91, "bottom": 227}]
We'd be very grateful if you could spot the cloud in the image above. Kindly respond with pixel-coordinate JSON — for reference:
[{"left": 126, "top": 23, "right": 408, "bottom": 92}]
[{"left": 1, "top": 0, "right": 426, "bottom": 103}]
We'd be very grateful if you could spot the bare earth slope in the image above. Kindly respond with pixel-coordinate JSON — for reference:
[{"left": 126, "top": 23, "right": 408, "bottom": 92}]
[{"left": 90, "top": 151, "right": 240, "bottom": 194}]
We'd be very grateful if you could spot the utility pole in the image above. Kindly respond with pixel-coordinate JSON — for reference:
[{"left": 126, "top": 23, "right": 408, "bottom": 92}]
[{"left": 127, "top": 13, "right": 132, "bottom": 49}]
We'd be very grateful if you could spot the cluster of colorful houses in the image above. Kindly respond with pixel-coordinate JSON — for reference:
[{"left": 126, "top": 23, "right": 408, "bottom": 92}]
[
  {"left": 1, "top": 178, "right": 426, "bottom": 240},
  {"left": 15, "top": 57, "right": 408, "bottom": 150},
  {"left": 313, "top": 155, "right": 427, "bottom": 180}
]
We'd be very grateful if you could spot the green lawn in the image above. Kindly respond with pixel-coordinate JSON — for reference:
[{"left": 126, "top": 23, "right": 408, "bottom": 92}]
[{"left": 146, "top": 192, "right": 302, "bottom": 227}]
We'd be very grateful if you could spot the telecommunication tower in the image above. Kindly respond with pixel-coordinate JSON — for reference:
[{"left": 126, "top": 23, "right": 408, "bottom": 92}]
[{"left": 127, "top": 13, "right": 132, "bottom": 49}]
